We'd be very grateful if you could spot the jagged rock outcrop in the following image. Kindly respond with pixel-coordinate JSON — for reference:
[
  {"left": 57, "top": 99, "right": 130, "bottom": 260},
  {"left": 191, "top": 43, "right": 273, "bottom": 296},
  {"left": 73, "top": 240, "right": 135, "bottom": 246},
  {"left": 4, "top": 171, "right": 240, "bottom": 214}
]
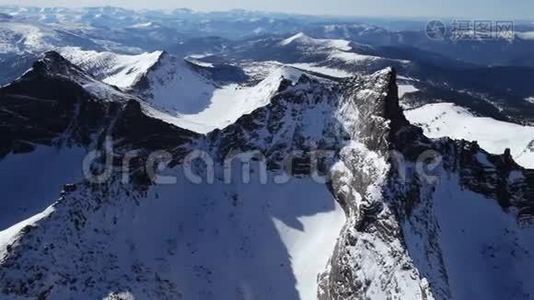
[
  {"left": 0, "top": 51, "right": 199, "bottom": 164},
  {"left": 318, "top": 69, "right": 534, "bottom": 299}
]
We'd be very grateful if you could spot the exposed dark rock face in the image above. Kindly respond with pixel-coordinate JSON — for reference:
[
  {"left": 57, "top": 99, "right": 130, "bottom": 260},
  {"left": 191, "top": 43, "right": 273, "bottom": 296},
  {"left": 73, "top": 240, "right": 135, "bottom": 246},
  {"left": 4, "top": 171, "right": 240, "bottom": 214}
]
[
  {"left": 0, "top": 52, "right": 112, "bottom": 158},
  {"left": 0, "top": 51, "right": 199, "bottom": 164},
  {"left": 127, "top": 51, "right": 168, "bottom": 94},
  {"left": 318, "top": 67, "right": 534, "bottom": 299},
  {"left": 208, "top": 75, "right": 344, "bottom": 169}
]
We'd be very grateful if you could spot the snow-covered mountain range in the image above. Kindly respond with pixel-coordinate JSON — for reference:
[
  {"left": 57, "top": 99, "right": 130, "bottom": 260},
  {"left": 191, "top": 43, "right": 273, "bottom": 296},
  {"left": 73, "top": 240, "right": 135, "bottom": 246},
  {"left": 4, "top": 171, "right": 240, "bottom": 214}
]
[{"left": 1, "top": 6, "right": 534, "bottom": 300}]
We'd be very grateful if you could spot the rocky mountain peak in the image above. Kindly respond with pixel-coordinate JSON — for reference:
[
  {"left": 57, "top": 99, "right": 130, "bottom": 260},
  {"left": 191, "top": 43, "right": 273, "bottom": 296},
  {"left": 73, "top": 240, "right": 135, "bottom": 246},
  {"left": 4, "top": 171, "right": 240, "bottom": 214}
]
[{"left": 30, "top": 51, "right": 90, "bottom": 80}]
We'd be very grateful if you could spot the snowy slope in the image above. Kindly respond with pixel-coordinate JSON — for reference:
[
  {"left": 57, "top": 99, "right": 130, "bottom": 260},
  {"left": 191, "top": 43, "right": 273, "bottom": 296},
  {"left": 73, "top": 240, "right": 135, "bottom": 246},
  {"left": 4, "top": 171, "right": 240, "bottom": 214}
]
[
  {"left": 0, "top": 22, "right": 58, "bottom": 54},
  {"left": 405, "top": 102, "right": 534, "bottom": 168},
  {"left": 59, "top": 47, "right": 163, "bottom": 88},
  {"left": 109, "top": 175, "right": 344, "bottom": 300},
  {"left": 327, "top": 50, "right": 381, "bottom": 64},
  {"left": 0, "top": 205, "right": 56, "bottom": 261},
  {"left": 280, "top": 32, "right": 352, "bottom": 51},
  {"left": 398, "top": 84, "right": 419, "bottom": 98},
  {"left": 288, "top": 63, "right": 352, "bottom": 78},
  {"left": 279, "top": 33, "right": 388, "bottom": 65},
  {"left": 0, "top": 64, "right": 354, "bottom": 299},
  {"left": 432, "top": 176, "right": 534, "bottom": 299},
  {"left": 32, "top": 51, "right": 135, "bottom": 102},
  {"left": 135, "top": 54, "right": 220, "bottom": 116},
  {"left": 273, "top": 203, "right": 345, "bottom": 300},
  {"left": 0, "top": 169, "right": 345, "bottom": 300},
  {"left": 265, "top": 33, "right": 411, "bottom": 81},
  {"left": 0, "top": 21, "right": 101, "bottom": 55},
  {"left": 0, "top": 146, "right": 86, "bottom": 231},
  {"left": 139, "top": 56, "right": 306, "bottom": 133},
  {"left": 401, "top": 160, "right": 534, "bottom": 300}
]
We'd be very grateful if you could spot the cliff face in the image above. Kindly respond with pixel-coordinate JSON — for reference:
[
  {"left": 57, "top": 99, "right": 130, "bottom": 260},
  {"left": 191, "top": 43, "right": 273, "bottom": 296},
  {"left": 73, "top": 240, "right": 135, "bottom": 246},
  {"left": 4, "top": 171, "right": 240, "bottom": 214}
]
[
  {"left": 317, "top": 68, "right": 434, "bottom": 299},
  {"left": 319, "top": 69, "right": 534, "bottom": 299}
]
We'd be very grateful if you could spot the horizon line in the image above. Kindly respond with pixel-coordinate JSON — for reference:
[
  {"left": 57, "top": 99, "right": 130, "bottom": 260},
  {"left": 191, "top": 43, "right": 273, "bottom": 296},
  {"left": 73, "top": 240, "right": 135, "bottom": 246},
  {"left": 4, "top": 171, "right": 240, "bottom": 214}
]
[{"left": 2, "top": 4, "right": 530, "bottom": 22}]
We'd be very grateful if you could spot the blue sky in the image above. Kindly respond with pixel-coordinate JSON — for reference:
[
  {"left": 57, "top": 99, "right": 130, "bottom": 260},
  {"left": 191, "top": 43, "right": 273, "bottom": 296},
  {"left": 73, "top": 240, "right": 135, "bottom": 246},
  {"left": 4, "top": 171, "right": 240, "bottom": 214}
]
[{"left": 1, "top": 0, "right": 532, "bottom": 19}]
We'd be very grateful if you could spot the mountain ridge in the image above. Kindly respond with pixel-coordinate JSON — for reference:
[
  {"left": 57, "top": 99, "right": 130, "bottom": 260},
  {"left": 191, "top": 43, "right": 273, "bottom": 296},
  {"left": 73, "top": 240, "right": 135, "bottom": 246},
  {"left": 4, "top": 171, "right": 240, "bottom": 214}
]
[{"left": 0, "top": 52, "right": 534, "bottom": 299}]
